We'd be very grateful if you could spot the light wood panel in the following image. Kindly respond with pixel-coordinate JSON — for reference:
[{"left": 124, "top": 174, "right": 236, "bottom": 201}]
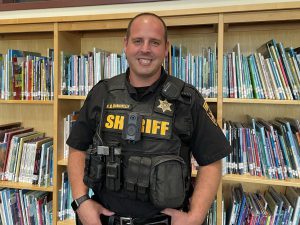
[
  {"left": 169, "top": 26, "right": 217, "bottom": 56},
  {"left": 58, "top": 19, "right": 130, "bottom": 31},
  {"left": 1, "top": 1, "right": 300, "bottom": 25},
  {"left": 164, "top": 14, "right": 218, "bottom": 26},
  {"left": 0, "top": 100, "right": 53, "bottom": 104},
  {"left": 0, "top": 3, "right": 300, "bottom": 225},
  {"left": 223, "top": 103, "right": 300, "bottom": 123},
  {"left": 224, "top": 9, "right": 300, "bottom": 23},
  {"left": 57, "top": 218, "right": 76, "bottom": 225},
  {"left": 0, "top": 37, "right": 53, "bottom": 56},
  {"left": 223, "top": 98, "right": 300, "bottom": 105},
  {"left": 81, "top": 30, "right": 125, "bottom": 54},
  {"left": 0, "top": 181, "right": 53, "bottom": 192},
  {"left": 224, "top": 22, "right": 300, "bottom": 55},
  {"left": 58, "top": 159, "right": 68, "bottom": 166},
  {"left": 0, "top": 104, "right": 54, "bottom": 136},
  {"left": 57, "top": 100, "right": 82, "bottom": 162},
  {"left": 223, "top": 174, "right": 300, "bottom": 188},
  {"left": 0, "top": 23, "right": 53, "bottom": 33}
]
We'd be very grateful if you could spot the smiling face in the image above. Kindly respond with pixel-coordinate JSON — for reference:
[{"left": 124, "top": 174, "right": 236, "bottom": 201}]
[{"left": 124, "top": 15, "right": 169, "bottom": 87}]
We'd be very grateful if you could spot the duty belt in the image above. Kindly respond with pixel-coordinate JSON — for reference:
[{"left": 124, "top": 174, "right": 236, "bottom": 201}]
[{"left": 104, "top": 214, "right": 171, "bottom": 225}]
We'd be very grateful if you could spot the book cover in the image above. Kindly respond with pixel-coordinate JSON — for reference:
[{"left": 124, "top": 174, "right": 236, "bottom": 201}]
[
  {"left": 285, "top": 187, "right": 300, "bottom": 225},
  {"left": 2, "top": 128, "right": 34, "bottom": 180}
]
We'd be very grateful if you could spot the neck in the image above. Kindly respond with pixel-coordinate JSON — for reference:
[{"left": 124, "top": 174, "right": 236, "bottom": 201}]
[{"left": 129, "top": 72, "right": 161, "bottom": 87}]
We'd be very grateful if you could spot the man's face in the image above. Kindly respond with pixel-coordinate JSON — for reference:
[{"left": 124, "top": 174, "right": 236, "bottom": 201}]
[{"left": 124, "top": 15, "right": 169, "bottom": 81}]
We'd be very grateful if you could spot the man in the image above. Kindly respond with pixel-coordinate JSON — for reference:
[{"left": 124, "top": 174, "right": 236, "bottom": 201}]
[{"left": 67, "top": 12, "right": 231, "bottom": 225}]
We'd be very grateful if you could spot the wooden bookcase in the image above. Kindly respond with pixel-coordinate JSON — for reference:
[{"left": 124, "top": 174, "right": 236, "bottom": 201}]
[{"left": 1, "top": 2, "right": 300, "bottom": 225}]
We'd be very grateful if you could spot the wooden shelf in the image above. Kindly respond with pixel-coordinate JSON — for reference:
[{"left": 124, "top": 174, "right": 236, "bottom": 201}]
[
  {"left": 223, "top": 98, "right": 300, "bottom": 105},
  {"left": 58, "top": 95, "right": 86, "bottom": 100},
  {"left": 222, "top": 174, "right": 300, "bottom": 188},
  {"left": 57, "top": 219, "right": 76, "bottom": 225},
  {"left": 58, "top": 96, "right": 217, "bottom": 102},
  {"left": 205, "top": 98, "right": 217, "bottom": 103},
  {"left": 0, "top": 100, "right": 54, "bottom": 104},
  {"left": 0, "top": 180, "right": 53, "bottom": 192},
  {"left": 58, "top": 158, "right": 68, "bottom": 166},
  {"left": 1, "top": 4, "right": 300, "bottom": 225}
]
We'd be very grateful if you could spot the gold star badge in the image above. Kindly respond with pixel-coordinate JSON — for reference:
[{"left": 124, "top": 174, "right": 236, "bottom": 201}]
[{"left": 158, "top": 99, "right": 172, "bottom": 113}]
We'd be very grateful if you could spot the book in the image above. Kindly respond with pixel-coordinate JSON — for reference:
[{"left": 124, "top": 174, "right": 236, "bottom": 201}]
[
  {"left": 4, "top": 131, "right": 38, "bottom": 181},
  {"left": 29, "top": 137, "right": 53, "bottom": 185},
  {"left": 37, "top": 140, "right": 53, "bottom": 186},
  {"left": 285, "top": 187, "right": 300, "bottom": 225},
  {"left": 14, "top": 132, "right": 45, "bottom": 182},
  {"left": 2, "top": 128, "right": 34, "bottom": 180}
]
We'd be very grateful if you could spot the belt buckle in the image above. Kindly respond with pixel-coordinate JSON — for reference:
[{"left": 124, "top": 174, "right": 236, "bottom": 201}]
[{"left": 120, "top": 216, "right": 133, "bottom": 225}]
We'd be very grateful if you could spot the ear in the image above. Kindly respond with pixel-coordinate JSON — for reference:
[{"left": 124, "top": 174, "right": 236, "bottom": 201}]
[
  {"left": 123, "top": 36, "right": 128, "bottom": 52},
  {"left": 164, "top": 40, "right": 169, "bottom": 57}
]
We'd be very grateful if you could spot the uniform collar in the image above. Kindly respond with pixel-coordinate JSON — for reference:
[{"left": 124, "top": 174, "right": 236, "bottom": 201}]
[{"left": 125, "top": 67, "right": 168, "bottom": 101}]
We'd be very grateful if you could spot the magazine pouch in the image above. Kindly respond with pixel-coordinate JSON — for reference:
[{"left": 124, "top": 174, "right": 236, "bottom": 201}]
[
  {"left": 150, "top": 155, "right": 188, "bottom": 209},
  {"left": 124, "top": 156, "right": 152, "bottom": 201}
]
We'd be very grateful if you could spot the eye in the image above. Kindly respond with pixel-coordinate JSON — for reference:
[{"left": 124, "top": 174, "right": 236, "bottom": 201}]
[
  {"left": 151, "top": 40, "right": 160, "bottom": 46},
  {"left": 132, "top": 39, "right": 142, "bottom": 45}
]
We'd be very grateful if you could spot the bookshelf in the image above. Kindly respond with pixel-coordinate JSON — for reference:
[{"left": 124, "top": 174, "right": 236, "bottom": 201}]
[
  {"left": 0, "top": 2, "right": 300, "bottom": 225},
  {"left": 0, "top": 23, "right": 57, "bottom": 224}
]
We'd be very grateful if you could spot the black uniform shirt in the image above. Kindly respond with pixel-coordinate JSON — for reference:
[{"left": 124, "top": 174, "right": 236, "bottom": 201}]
[{"left": 67, "top": 67, "right": 231, "bottom": 216}]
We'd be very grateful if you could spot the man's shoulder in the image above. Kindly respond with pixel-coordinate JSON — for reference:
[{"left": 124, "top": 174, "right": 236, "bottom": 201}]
[
  {"left": 90, "top": 74, "right": 125, "bottom": 92},
  {"left": 166, "top": 75, "right": 199, "bottom": 93},
  {"left": 105, "top": 73, "right": 126, "bottom": 90},
  {"left": 163, "top": 75, "right": 205, "bottom": 106}
]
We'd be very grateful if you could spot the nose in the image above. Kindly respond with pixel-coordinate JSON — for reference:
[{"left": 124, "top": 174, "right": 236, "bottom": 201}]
[{"left": 141, "top": 42, "right": 151, "bottom": 53}]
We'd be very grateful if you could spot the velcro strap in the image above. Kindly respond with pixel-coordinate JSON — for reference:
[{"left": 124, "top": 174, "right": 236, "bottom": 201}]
[{"left": 125, "top": 156, "right": 141, "bottom": 191}]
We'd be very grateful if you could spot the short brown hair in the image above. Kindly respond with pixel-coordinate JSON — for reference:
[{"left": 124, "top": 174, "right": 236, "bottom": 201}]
[{"left": 126, "top": 12, "right": 168, "bottom": 42}]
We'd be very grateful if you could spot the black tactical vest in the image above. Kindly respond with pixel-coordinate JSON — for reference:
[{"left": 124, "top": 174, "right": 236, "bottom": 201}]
[{"left": 84, "top": 74, "right": 193, "bottom": 210}]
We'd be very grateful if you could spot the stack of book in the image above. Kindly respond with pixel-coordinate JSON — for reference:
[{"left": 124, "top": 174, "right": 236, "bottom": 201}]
[
  {"left": 63, "top": 111, "right": 79, "bottom": 159},
  {"left": 166, "top": 44, "right": 217, "bottom": 98},
  {"left": 225, "top": 184, "right": 300, "bottom": 225},
  {"left": 58, "top": 171, "right": 94, "bottom": 221},
  {"left": 0, "top": 122, "right": 53, "bottom": 186},
  {"left": 0, "top": 49, "right": 54, "bottom": 101},
  {"left": 60, "top": 48, "right": 127, "bottom": 96},
  {"left": 223, "top": 40, "right": 300, "bottom": 100},
  {"left": 0, "top": 188, "right": 52, "bottom": 225},
  {"left": 223, "top": 117, "right": 300, "bottom": 180}
]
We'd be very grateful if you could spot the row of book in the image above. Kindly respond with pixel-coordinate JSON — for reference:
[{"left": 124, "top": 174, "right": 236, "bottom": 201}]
[
  {"left": 0, "top": 188, "right": 52, "bottom": 225},
  {"left": 0, "top": 122, "right": 53, "bottom": 186},
  {"left": 63, "top": 111, "right": 79, "bottom": 159},
  {"left": 58, "top": 171, "right": 94, "bottom": 221},
  {"left": 223, "top": 40, "right": 300, "bottom": 100},
  {"left": 60, "top": 44, "right": 218, "bottom": 98},
  {"left": 0, "top": 49, "right": 54, "bottom": 101},
  {"left": 222, "top": 117, "right": 300, "bottom": 180},
  {"left": 206, "top": 199, "right": 217, "bottom": 225},
  {"left": 225, "top": 184, "right": 300, "bottom": 225},
  {"left": 60, "top": 49, "right": 127, "bottom": 96},
  {"left": 58, "top": 171, "right": 75, "bottom": 221},
  {"left": 166, "top": 44, "right": 218, "bottom": 98}
]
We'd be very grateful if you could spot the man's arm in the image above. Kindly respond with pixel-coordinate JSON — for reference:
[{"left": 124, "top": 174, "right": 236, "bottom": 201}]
[
  {"left": 162, "top": 159, "right": 222, "bottom": 225},
  {"left": 68, "top": 147, "right": 88, "bottom": 199},
  {"left": 68, "top": 147, "right": 114, "bottom": 225}
]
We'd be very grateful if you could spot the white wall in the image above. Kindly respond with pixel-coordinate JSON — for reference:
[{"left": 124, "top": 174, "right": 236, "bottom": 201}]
[{"left": 0, "top": 0, "right": 299, "bottom": 19}]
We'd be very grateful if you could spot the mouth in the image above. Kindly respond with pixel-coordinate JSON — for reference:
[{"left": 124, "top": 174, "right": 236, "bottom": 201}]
[{"left": 138, "top": 58, "right": 152, "bottom": 66}]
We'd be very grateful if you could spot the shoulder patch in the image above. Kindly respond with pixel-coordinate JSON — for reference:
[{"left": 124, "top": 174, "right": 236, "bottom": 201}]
[{"left": 203, "top": 101, "right": 218, "bottom": 126}]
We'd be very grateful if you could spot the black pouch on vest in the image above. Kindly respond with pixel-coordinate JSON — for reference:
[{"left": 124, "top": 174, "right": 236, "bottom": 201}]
[
  {"left": 150, "top": 155, "right": 188, "bottom": 209},
  {"left": 124, "top": 156, "right": 140, "bottom": 199},
  {"left": 83, "top": 150, "right": 106, "bottom": 191},
  {"left": 137, "top": 157, "right": 151, "bottom": 201}
]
